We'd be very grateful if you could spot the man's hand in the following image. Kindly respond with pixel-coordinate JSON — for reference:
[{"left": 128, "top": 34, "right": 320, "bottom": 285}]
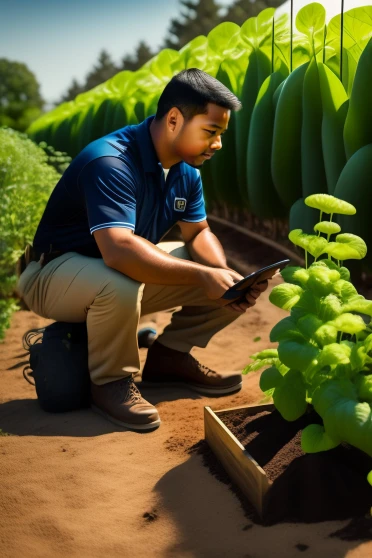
[
  {"left": 221, "top": 267, "right": 280, "bottom": 313},
  {"left": 224, "top": 279, "right": 269, "bottom": 313}
]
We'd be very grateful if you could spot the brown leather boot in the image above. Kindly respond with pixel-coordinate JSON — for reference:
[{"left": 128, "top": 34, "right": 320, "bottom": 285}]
[
  {"left": 141, "top": 340, "right": 242, "bottom": 395},
  {"left": 91, "top": 375, "right": 161, "bottom": 431}
]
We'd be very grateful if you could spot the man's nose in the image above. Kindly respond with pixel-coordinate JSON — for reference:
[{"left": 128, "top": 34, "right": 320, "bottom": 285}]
[{"left": 210, "top": 135, "right": 223, "bottom": 150}]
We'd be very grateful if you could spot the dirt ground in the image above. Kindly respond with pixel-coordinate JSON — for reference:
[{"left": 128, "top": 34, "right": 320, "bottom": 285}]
[{"left": 1, "top": 270, "right": 372, "bottom": 558}]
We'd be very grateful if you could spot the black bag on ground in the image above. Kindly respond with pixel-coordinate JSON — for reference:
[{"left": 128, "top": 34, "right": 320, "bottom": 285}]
[{"left": 22, "top": 322, "right": 90, "bottom": 413}]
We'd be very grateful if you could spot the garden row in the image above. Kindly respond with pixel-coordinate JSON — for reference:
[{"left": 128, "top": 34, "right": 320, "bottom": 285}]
[{"left": 26, "top": 3, "right": 372, "bottom": 267}]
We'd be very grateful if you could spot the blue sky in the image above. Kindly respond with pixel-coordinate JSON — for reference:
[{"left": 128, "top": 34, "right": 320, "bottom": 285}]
[
  {"left": 0, "top": 0, "right": 233, "bottom": 107},
  {"left": 1, "top": 0, "right": 362, "bottom": 107}
]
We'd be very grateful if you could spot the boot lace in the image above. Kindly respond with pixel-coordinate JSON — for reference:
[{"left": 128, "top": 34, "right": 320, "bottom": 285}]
[
  {"left": 119, "top": 375, "right": 143, "bottom": 404},
  {"left": 191, "top": 355, "right": 218, "bottom": 377}
]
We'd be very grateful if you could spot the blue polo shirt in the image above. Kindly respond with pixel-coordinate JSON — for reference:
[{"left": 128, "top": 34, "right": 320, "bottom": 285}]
[{"left": 32, "top": 114, "right": 207, "bottom": 258}]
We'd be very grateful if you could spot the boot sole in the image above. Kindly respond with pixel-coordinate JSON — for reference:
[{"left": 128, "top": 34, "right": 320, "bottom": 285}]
[
  {"left": 140, "top": 380, "right": 242, "bottom": 396},
  {"left": 91, "top": 404, "right": 161, "bottom": 431}
]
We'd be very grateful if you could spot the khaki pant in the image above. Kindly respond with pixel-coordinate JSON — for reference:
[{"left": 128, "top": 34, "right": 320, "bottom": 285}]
[{"left": 16, "top": 241, "right": 241, "bottom": 385}]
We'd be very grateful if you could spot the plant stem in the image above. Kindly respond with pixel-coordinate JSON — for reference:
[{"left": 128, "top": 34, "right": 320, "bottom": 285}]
[
  {"left": 340, "top": 0, "right": 344, "bottom": 83},
  {"left": 305, "top": 250, "right": 308, "bottom": 269},
  {"left": 290, "top": 0, "right": 293, "bottom": 72}
]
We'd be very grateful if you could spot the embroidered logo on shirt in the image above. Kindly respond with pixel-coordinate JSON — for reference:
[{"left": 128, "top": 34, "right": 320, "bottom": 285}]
[{"left": 174, "top": 197, "right": 187, "bottom": 211}]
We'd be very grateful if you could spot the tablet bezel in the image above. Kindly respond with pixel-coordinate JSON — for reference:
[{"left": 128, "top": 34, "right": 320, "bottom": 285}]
[{"left": 221, "top": 259, "right": 291, "bottom": 302}]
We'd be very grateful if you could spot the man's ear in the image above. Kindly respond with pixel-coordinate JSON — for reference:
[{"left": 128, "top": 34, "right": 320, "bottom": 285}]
[{"left": 167, "top": 107, "right": 184, "bottom": 133}]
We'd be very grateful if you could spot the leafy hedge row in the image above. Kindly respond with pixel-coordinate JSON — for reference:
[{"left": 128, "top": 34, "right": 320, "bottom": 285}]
[{"left": 0, "top": 127, "right": 70, "bottom": 341}]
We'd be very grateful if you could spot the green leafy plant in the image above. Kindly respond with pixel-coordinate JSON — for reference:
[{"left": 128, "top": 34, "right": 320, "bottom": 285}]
[
  {"left": 0, "top": 127, "right": 61, "bottom": 341},
  {"left": 243, "top": 193, "right": 372, "bottom": 485}
]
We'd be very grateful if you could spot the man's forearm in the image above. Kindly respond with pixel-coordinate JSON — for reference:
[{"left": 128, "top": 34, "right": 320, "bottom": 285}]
[
  {"left": 106, "top": 234, "right": 207, "bottom": 286},
  {"left": 185, "top": 228, "right": 229, "bottom": 269}
]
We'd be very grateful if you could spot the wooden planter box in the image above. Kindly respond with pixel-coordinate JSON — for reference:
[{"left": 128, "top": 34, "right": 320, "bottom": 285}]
[{"left": 204, "top": 403, "right": 275, "bottom": 518}]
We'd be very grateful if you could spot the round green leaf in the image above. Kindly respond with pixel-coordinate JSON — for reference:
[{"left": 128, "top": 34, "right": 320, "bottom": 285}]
[
  {"left": 310, "top": 259, "right": 350, "bottom": 281},
  {"left": 301, "top": 424, "right": 340, "bottom": 452},
  {"left": 355, "top": 374, "right": 372, "bottom": 403},
  {"left": 288, "top": 229, "right": 328, "bottom": 258},
  {"left": 270, "top": 316, "right": 305, "bottom": 343},
  {"left": 319, "top": 294, "right": 343, "bottom": 321},
  {"left": 330, "top": 233, "right": 367, "bottom": 261},
  {"left": 367, "top": 470, "right": 372, "bottom": 486},
  {"left": 297, "top": 314, "right": 323, "bottom": 340},
  {"left": 331, "top": 279, "right": 358, "bottom": 302},
  {"left": 281, "top": 266, "right": 309, "bottom": 287},
  {"left": 305, "top": 194, "right": 356, "bottom": 215},
  {"left": 307, "top": 267, "right": 341, "bottom": 297},
  {"left": 314, "top": 221, "right": 341, "bottom": 235},
  {"left": 343, "top": 296, "right": 372, "bottom": 317},
  {"left": 273, "top": 369, "right": 308, "bottom": 421},
  {"left": 296, "top": 3, "right": 326, "bottom": 38},
  {"left": 328, "top": 313, "right": 367, "bottom": 334},
  {"left": 259, "top": 366, "right": 283, "bottom": 392},
  {"left": 278, "top": 339, "right": 320, "bottom": 372},
  {"left": 308, "top": 266, "right": 340, "bottom": 283},
  {"left": 269, "top": 283, "right": 304, "bottom": 311},
  {"left": 208, "top": 22, "right": 242, "bottom": 58},
  {"left": 318, "top": 342, "right": 352, "bottom": 367},
  {"left": 314, "top": 324, "right": 338, "bottom": 346}
]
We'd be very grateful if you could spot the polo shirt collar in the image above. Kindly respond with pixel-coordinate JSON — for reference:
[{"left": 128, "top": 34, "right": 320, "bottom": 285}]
[{"left": 135, "top": 115, "right": 187, "bottom": 177}]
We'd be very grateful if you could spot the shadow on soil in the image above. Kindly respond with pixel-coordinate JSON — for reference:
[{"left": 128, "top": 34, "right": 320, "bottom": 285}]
[
  {"left": 153, "top": 452, "right": 368, "bottom": 558},
  {"left": 0, "top": 385, "right": 201, "bottom": 437}
]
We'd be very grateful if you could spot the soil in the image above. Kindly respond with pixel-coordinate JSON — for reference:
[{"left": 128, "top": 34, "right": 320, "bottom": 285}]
[
  {"left": 1, "top": 223, "right": 372, "bottom": 557},
  {"left": 218, "top": 408, "right": 372, "bottom": 525}
]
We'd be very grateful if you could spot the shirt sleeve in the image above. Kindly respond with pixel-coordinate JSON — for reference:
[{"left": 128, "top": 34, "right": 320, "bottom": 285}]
[
  {"left": 78, "top": 156, "right": 136, "bottom": 235},
  {"left": 179, "top": 170, "right": 207, "bottom": 223}
]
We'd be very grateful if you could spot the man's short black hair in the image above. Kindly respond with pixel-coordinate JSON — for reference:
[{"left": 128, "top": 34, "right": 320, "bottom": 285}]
[{"left": 154, "top": 68, "right": 242, "bottom": 121}]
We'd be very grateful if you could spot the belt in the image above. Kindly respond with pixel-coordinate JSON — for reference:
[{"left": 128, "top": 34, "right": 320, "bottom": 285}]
[{"left": 25, "top": 244, "right": 65, "bottom": 268}]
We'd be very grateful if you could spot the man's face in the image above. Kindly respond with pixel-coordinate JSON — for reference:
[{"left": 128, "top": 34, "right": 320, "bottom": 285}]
[{"left": 172, "top": 103, "right": 230, "bottom": 169}]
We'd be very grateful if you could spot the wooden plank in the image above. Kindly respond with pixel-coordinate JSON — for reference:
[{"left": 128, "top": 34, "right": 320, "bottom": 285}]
[
  {"left": 204, "top": 405, "right": 272, "bottom": 517},
  {"left": 216, "top": 403, "right": 275, "bottom": 415}
]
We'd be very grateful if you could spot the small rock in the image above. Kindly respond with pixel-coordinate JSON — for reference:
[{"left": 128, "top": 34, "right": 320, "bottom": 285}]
[
  {"left": 143, "top": 510, "right": 158, "bottom": 522},
  {"left": 295, "top": 543, "right": 309, "bottom": 552}
]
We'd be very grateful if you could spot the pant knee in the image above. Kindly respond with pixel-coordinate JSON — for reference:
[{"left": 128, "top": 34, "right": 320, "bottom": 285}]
[{"left": 98, "top": 272, "right": 143, "bottom": 308}]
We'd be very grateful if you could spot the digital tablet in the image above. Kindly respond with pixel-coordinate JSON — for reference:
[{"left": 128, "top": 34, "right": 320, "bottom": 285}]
[{"left": 221, "top": 259, "right": 290, "bottom": 303}]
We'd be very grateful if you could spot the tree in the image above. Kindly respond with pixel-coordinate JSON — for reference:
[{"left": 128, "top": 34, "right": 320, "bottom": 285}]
[
  {"left": 56, "top": 78, "right": 85, "bottom": 105},
  {"left": 222, "top": 0, "right": 284, "bottom": 25},
  {"left": 119, "top": 41, "right": 154, "bottom": 72},
  {"left": 162, "top": 0, "right": 222, "bottom": 50},
  {"left": 55, "top": 49, "right": 118, "bottom": 106},
  {"left": 0, "top": 58, "right": 44, "bottom": 132},
  {"left": 84, "top": 49, "right": 118, "bottom": 91}
]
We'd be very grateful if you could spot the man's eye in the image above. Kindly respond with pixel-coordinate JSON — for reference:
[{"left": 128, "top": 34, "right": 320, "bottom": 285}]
[{"left": 204, "top": 129, "right": 227, "bottom": 136}]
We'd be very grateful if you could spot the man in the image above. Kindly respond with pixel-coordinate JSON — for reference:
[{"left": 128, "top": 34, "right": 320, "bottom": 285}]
[{"left": 17, "top": 68, "right": 268, "bottom": 432}]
